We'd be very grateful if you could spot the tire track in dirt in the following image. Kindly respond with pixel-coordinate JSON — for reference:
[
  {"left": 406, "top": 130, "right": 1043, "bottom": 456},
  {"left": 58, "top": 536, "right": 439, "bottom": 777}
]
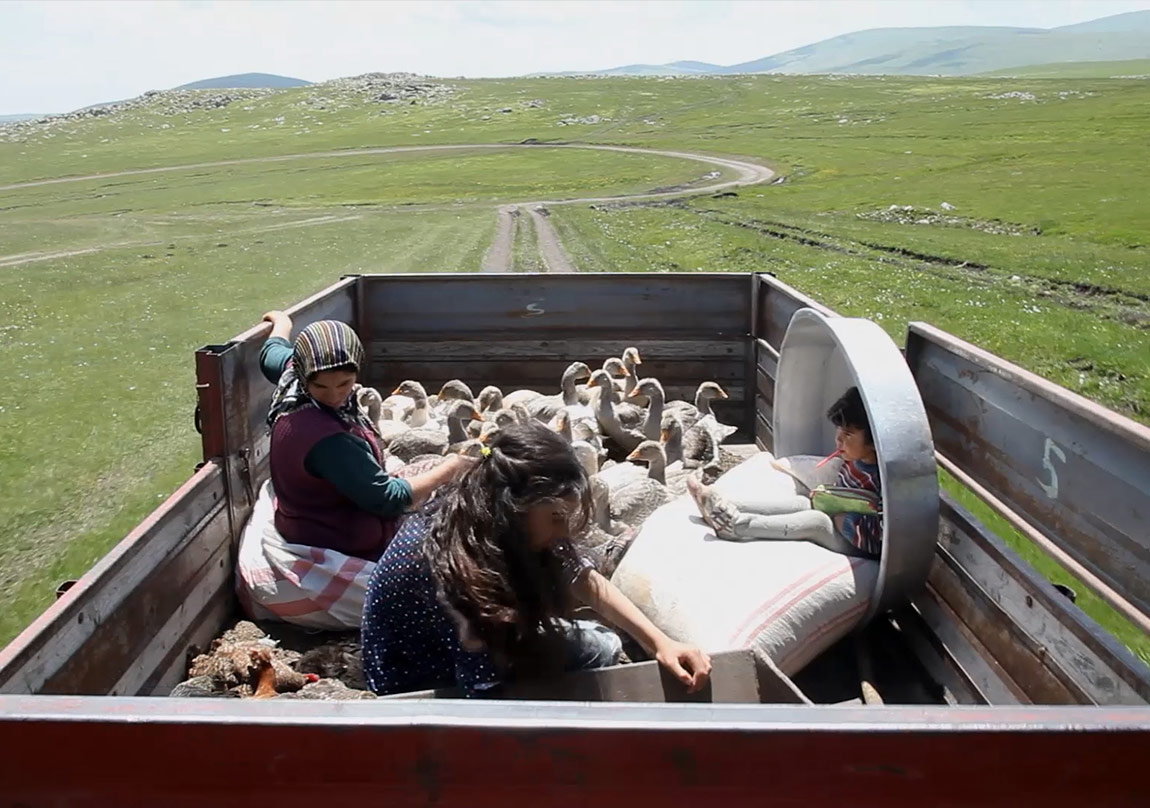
[
  {"left": 526, "top": 205, "right": 576, "bottom": 273},
  {"left": 482, "top": 205, "right": 518, "bottom": 272}
]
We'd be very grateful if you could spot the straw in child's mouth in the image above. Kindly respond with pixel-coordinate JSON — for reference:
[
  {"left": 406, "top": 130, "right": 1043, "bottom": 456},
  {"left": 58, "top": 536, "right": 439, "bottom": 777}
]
[{"left": 816, "top": 449, "right": 843, "bottom": 468}]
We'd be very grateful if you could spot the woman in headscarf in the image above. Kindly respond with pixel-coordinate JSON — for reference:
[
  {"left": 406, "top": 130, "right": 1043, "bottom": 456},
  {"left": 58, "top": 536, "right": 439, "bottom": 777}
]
[
  {"left": 236, "top": 311, "right": 472, "bottom": 630},
  {"left": 259, "top": 310, "right": 472, "bottom": 562}
]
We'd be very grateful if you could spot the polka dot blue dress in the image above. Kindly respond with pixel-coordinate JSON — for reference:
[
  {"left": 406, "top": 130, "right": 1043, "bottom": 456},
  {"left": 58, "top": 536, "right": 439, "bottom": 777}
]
[{"left": 360, "top": 507, "right": 595, "bottom": 697}]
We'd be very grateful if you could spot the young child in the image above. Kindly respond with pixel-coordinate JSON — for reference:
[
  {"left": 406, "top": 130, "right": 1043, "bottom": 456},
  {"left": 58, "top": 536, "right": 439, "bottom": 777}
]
[{"left": 686, "top": 386, "right": 883, "bottom": 558}]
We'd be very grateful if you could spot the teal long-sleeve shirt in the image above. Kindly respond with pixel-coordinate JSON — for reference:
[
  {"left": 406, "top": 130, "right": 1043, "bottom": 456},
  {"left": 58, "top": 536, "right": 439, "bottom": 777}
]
[{"left": 261, "top": 336, "right": 412, "bottom": 517}]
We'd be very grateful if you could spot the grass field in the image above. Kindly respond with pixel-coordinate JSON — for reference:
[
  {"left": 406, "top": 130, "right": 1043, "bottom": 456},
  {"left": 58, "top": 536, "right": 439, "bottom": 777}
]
[
  {"left": 512, "top": 210, "right": 544, "bottom": 272},
  {"left": 1, "top": 72, "right": 1148, "bottom": 663},
  {"left": 981, "top": 59, "right": 1150, "bottom": 78}
]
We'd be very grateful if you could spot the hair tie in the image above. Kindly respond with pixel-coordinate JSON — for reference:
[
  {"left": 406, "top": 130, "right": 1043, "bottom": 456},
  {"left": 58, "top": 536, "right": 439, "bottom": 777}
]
[{"left": 480, "top": 446, "right": 492, "bottom": 458}]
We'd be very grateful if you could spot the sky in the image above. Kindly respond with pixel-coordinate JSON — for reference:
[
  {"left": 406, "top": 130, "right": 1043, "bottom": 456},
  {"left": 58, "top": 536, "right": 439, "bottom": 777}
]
[{"left": 2, "top": 0, "right": 1149, "bottom": 114}]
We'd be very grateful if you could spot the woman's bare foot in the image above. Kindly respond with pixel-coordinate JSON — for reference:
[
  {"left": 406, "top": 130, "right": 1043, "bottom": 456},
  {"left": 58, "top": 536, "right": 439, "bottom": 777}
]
[{"left": 686, "top": 474, "right": 739, "bottom": 538}]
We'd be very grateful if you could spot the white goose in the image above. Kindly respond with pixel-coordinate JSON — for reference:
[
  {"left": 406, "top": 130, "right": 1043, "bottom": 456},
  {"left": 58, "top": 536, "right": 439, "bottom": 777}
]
[
  {"left": 626, "top": 377, "right": 666, "bottom": 442},
  {"left": 628, "top": 439, "right": 694, "bottom": 498},
  {"left": 390, "top": 380, "right": 434, "bottom": 428},
  {"left": 664, "top": 381, "right": 730, "bottom": 431},
  {"left": 586, "top": 369, "right": 644, "bottom": 454},
  {"left": 571, "top": 441, "right": 639, "bottom": 576},
  {"left": 433, "top": 380, "right": 475, "bottom": 418},
  {"left": 443, "top": 400, "right": 485, "bottom": 454},
  {"left": 356, "top": 386, "right": 410, "bottom": 447},
  {"left": 526, "top": 361, "right": 592, "bottom": 423},
  {"left": 607, "top": 441, "right": 671, "bottom": 527},
  {"left": 619, "top": 347, "right": 647, "bottom": 405}
]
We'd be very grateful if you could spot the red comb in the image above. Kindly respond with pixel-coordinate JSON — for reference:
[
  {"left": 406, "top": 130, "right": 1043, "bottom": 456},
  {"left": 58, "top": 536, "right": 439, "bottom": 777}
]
[{"left": 815, "top": 449, "right": 843, "bottom": 468}]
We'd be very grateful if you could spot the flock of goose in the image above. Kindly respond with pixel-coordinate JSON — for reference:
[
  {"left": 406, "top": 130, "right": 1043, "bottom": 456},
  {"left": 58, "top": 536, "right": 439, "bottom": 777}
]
[{"left": 355, "top": 347, "right": 740, "bottom": 575}]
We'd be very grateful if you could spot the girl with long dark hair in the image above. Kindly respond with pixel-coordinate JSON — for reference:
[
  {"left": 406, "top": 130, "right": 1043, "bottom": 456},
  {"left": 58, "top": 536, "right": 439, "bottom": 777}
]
[{"left": 361, "top": 421, "right": 712, "bottom": 696}]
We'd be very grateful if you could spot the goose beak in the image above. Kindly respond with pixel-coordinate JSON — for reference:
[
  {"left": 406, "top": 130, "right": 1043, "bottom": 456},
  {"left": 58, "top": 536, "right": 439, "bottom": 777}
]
[
  {"left": 625, "top": 448, "right": 642, "bottom": 461},
  {"left": 390, "top": 386, "right": 404, "bottom": 396},
  {"left": 716, "top": 386, "right": 729, "bottom": 399},
  {"left": 618, "top": 367, "right": 631, "bottom": 377},
  {"left": 471, "top": 412, "right": 485, "bottom": 422},
  {"left": 660, "top": 428, "right": 670, "bottom": 442},
  {"left": 627, "top": 387, "right": 643, "bottom": 399}
]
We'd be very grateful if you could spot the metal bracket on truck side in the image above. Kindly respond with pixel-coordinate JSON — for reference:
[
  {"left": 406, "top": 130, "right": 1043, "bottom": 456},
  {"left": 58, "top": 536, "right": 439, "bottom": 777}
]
[{"left": 193, "top": 346, "right": 229, "bottom": 462}]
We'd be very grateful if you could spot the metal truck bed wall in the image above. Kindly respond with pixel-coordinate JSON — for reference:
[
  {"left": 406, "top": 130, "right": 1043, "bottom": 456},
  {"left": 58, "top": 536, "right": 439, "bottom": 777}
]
[
  {"left": 1, "top": 272, "right": 1147, "bottom": 711},
  {"left": 2, "top": 699, "right": 1148, "bottom": 806}
]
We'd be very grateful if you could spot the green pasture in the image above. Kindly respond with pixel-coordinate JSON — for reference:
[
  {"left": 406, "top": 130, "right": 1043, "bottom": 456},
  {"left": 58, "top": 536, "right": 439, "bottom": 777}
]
[{"left": 0, "top": 72, "right": 1147, "bottom": 663}]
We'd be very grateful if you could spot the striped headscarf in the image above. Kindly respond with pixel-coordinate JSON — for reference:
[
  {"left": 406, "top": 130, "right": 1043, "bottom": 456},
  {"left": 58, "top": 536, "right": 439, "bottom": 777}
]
[{"left": 267, "top": 320, "right": 374, "bottom": 431}]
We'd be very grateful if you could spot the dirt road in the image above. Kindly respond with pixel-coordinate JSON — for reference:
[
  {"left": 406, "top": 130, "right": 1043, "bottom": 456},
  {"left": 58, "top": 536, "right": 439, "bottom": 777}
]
[
  {"left": 482, "top": 205, "right": 519, "bottom": 272},
  {"left": 1, "top": 144, "right": 775, "bottom": 270},
  {"left": 526, "top": 205, "right": 576, "bottom": 273}
]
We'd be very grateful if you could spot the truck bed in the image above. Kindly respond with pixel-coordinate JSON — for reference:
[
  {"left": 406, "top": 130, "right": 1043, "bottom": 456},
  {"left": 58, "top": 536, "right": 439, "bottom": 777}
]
[{"left": 1, "top": 272, "right": 1147, "bottom": 804}]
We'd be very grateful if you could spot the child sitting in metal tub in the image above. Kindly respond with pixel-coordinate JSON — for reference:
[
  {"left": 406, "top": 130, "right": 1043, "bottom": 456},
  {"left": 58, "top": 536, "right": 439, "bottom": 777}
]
[{"left": 686, "top": 386, "right": 882, "bottom": 559}]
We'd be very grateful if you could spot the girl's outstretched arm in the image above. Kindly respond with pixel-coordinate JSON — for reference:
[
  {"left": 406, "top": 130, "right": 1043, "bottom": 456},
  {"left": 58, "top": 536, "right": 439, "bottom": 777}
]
[{"left": 571, "top": 570, "right": 712, "bottom": 692}]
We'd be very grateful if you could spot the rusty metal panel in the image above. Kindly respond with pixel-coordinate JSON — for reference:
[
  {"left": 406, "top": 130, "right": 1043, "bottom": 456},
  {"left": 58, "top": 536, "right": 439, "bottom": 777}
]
[
  {"left": 905, "top": 322, "right": 1150, "bottom": 625},
  {"left": 745, "top": 273, "right": 762, "bottom": 438},
  {"left": 755, "top": 273, "right": 836, "bottom": 351},
  {"left": 137, "top": 582, "right": 234, "bottom": 696},
  {"left": 909, "top": 587, "right": 1025, "bottom": 705},
  {"left": 755, "top": 413, "right": 773, "bottom": 452},
  {"left": 928, "top": 549, "right": 1085, "bottom": 705},
  {"left": 751, "top": 275, "right": 836, "bottom": 453},
  {"left": 359, "top": 272, "right": 750, "bottom": 338},
  {"left": 1, "top": 698, "right": 1148, "bottom": 807},
  {"left": 0, "top": 464, "right": 230, "bottom": 696},
  {"left": 754, "top": 338, "right": 778, "bottom": 451},
  {"left": 887, "top": 603, "right": 983, "bottom": 705},
  {"left": 938, "top": 493, "right": 1150, "bottom": 705},
  {"left": 369, "top": 337, "right": 744, "bottom": 362}
]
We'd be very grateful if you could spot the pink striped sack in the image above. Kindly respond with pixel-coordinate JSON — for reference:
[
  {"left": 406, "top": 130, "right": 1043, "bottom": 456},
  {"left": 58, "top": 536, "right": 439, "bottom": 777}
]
[
  {"left": 610, "top": 452, "right": 880, "bottom": 675},
  {"left": 236, "top": 459, "right": 440, "bottom": 631}
]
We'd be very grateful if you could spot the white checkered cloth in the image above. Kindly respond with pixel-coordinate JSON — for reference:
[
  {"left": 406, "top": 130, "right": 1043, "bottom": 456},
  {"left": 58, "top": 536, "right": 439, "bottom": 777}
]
[{"left": 236, "top": 458, "right": 440, "bottom": 631}]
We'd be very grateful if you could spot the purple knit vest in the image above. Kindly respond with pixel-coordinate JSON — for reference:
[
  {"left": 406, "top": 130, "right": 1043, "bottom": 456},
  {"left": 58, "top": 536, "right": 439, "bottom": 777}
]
[{"left": 270, "top": 406, "right": 397, "bottom": 561}]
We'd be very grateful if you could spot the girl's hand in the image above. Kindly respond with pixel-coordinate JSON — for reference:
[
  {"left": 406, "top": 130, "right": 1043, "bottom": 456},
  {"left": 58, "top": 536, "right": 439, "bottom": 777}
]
[{"left": 655, "top": 640, "right": 712, "bottom": 693}]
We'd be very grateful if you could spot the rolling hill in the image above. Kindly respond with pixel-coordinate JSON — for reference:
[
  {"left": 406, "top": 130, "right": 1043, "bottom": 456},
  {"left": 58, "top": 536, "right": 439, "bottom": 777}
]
[
  {"left": 174, "top": 72, "right": 310, "bottom": 90},
  {"left": 571, "top": 10, "right": 1150, "bottom": 77},
  {"left": 980, "top": 58, "right": 1150, "bottom": 78}
]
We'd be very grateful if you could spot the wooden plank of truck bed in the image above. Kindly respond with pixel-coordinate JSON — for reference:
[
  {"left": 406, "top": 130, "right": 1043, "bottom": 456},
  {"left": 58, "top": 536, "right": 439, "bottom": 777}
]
[
  {"left": 0, "top": 463, "right": 233, "bottom": 697},
  {"left": 905, "top": 322, "right": 1150, "bottom": 629},
  {"left": 0, "top": 698, "right": 1146, "bottom": 806}
]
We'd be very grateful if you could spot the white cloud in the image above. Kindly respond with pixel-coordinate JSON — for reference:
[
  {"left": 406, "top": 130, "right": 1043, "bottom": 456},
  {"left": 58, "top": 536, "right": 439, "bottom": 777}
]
[{"left": 1, "top": 0, "right": 1148, "bottom": 113}]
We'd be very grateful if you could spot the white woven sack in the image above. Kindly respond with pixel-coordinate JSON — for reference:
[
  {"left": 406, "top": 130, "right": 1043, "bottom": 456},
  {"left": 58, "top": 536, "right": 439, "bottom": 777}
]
[{"left": 610, "top": 452, "right": 880, "bottom": 674}]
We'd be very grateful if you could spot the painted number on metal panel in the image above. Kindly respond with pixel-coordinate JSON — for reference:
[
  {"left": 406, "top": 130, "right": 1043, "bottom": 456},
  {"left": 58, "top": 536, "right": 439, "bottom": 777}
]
[
  {"left": 523, "top": 301, "right": 545, "bottom": 317},
  {"left": 1037, "top": 437, "right": 1066, "bottom": 500}
]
